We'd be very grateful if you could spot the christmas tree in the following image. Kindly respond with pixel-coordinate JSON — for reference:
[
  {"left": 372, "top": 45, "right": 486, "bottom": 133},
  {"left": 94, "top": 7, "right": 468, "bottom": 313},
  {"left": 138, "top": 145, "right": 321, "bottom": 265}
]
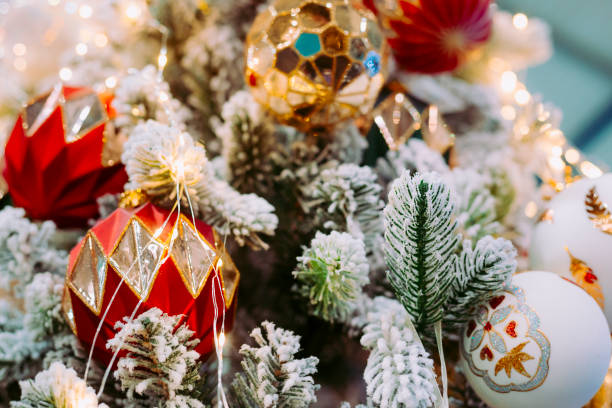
[{"left": 0, "top": 0, "right": 611, "bottom": 407}]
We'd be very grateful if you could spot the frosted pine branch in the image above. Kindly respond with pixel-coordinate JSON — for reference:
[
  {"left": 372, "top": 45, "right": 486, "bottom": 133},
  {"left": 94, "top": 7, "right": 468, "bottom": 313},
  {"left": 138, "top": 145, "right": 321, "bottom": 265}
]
[
  {"left": 301, "top": 164, "right": 384, "bottom": 248},
  {"left": 340, "top": 402, "right": 373, "bottom": 408},
  {"left": 0, "top": 207, "right": 66, "bottom": 297},
  {"left": 23, "top": 273, "right": 66, "bottom": 340},
  {"left": 114, "top": 66, "right": 191, "bottom": 130},
  {"left": 107, "top": 308, "right": 203, "bottom": 406},
  {"left": 361, "top": 297, "right": 438, "bottom": 408},
  {"left": 218, "top": 90, "right": 277, "bottom": 195},
  {"left": 446, "top": 237, "right": 517, "bottom": 328},
  {"left": 11, "top": 362, "right": 107, "bottom": 408},
  {"left": 328, "top": 124, "right": 368, "bottom": 164},
  {"left": 198, "top": 175, "right": 278, "bottom": 250},
  {"left": 293, "top": 231, "right": 369, "bottom": 323},
  {"left": 384, "top": 171, "right": 459, "bottom": 333},
  {"left": 231, "top": 321, "right": 320, "bottom": 408},
  {"left": 446, "top": 169, "right": 501, "bottom": 241},
  {"left": 377, "top": 139, "right": 450, "bottom": 183},
  {"left": 181, "top": 22, "right": 243, "bottom": 139}
]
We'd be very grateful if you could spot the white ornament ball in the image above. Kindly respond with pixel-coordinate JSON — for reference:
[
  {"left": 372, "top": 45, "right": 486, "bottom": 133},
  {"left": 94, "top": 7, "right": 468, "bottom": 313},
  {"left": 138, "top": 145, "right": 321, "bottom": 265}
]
[
  {"left": 530, "top": 174, "right": 612, "bottom": 326},
  {"left": 459, "top": 271, "right": 611, "bottom": 408}
]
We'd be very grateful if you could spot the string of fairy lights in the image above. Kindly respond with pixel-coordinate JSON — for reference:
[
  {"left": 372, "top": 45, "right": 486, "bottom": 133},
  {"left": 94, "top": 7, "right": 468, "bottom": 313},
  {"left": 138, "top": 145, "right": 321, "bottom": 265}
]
[{"left": 487, "top": 12, "right": 605, "bottom": 219}]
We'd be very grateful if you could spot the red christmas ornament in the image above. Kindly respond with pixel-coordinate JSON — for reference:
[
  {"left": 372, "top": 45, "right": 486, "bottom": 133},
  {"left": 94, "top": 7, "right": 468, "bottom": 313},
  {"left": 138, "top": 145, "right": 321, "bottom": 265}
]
[
  {"left": 61, "top": 202, "right": 239, "bottom": 365},
  {"left": 3, "top": 85, "right": 128, "bottom": 228},
  {"left": 364, "top": 0, "right": 493, "bottom": 73}
]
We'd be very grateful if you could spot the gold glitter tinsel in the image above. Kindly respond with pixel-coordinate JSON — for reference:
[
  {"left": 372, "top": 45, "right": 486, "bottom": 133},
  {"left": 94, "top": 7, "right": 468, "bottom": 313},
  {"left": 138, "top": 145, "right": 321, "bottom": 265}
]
[
  {"left": 244, "top": 0, "right": 388, "bottom": 133},
  {"left": 118, "top": 189, "right": 149, "bottom": 209}
]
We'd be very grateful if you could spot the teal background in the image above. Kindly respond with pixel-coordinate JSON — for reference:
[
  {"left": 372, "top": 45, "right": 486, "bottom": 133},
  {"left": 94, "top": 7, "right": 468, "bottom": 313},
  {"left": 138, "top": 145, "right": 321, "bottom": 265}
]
[{"left": 498, "top": 0, "right": 612, "bottom": 168}]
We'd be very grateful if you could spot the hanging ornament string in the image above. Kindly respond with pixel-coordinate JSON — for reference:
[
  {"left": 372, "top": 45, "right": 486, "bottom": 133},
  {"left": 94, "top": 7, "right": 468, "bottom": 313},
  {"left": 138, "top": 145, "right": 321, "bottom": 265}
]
[{"left": 184, "top": 179, "right": 231, "bottom": 408}]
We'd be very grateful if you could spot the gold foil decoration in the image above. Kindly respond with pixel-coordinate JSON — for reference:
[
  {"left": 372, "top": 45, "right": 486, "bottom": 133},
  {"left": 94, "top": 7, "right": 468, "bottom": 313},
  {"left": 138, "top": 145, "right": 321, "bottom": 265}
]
[
  {"left": 69, "top": 233, "right": 108, "bottom": 314},
  {"left": 585, "top": 186, "right": 612, "bottom": 235},
  {"left": 119, "top": 189, "right": 149, "bottom": 209},
  {"left": 245, "top": 0, "right": 388, "bottom": 133},
  {"left": 214, "top": 231, "right": 240, "bottom": 308},
  {"left": 536, "top": 208, "right": 554, "bottom": 224},
  {"left": 566, "top": 247, "right": 604, "bottom": 309},
  {"left": 21, "top": 85, "right": 118, "bottom": 166},
  {"left": 170, "top": 218, "right": 218, "bottom": 297},
  {"left": 101, "top": 121, "right": 127, "bottom": 167},
  {"left": 108, "top": 219, "right": 165, "bottom": 300},
  {"left": 494, "top": 342, "right": 534, "bottom": 378},
  {"left": 421, "top": 105, "right": 455, "bottom": 154},
  {"left": 63, "top": 92, "right": 106, "bottom": 142},
  {"left": 62, "top": 287, "right": 77, "bottom": 335},
  {"left": 23, "top": 85, "right": 63, "bottom": 135},
  {"left": 372, "top": 83, "right": 421, "bottom": 150}
]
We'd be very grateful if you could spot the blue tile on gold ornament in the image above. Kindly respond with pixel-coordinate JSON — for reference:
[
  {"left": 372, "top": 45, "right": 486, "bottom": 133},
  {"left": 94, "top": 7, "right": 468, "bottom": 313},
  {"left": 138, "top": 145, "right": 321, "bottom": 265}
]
[
  {"left": 296, "top": 33, "right": 321, "bottom": 57},
  {"left": 364, "top": 51, "right": 381, "bottom": 77}
]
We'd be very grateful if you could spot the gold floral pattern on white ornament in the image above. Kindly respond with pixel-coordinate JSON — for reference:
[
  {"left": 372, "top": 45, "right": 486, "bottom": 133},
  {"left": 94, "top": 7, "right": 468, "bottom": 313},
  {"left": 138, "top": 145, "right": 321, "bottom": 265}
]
[{"left": 461, "top": 284, "right": 550, "bottom": 393}]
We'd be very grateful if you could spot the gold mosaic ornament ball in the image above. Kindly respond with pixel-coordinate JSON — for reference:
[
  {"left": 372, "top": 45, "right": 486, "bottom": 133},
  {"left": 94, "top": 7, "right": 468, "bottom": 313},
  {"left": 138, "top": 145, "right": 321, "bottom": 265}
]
[{"left": 244, "top": 0, "right": 388, "bottom": 133}]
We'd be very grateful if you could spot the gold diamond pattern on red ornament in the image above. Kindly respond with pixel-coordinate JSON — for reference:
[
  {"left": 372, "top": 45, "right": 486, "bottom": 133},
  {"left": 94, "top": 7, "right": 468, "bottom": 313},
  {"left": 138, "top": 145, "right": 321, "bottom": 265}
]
[
  {"left": 68, "top": 233, "right": 108, "bottom": 314},
  {"left": 214, "top": 231, "right": 241, "bottom": 308},
  {"left": 62, "top": 286, "right": 77, "bottom": 335},
  {"left": 170, "top": 217, "right": 218, "bottom": 297},
  {"left": 108, "top": 218, "right": 165, "bottom": 300}
]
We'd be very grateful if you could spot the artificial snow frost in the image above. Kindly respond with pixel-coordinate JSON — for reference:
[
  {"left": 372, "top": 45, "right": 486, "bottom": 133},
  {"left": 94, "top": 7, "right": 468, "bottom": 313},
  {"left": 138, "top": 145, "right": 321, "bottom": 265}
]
[
  {"left": 232, "top": 321, "right": 320, "bottom": 408},
  {"left": 293, "top": 231, "right": 369, "bottom": 323},
  {"left": 361, "top": 297, "right": 438, "bottom": 408},
  {"left": 107, "top": 308, "right": 202, "bottom": 405},
  {"left": 11, "top": 362, "right": 107, "bottom": 408}
]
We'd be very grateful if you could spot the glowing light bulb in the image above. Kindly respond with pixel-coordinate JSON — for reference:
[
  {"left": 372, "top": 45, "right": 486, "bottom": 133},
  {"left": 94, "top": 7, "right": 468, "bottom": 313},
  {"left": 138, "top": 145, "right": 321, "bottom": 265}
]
[
  {"left": 548, "top": 156, "right": 565, "bottom": 172},
  {"left": 565, "top": 148, "right": 580, "bottom": 164},
  {"left": 514, "top": 89, "right": 531, "bottom": 105},
  {"left": 216, "top": 258, "right": 224, "bottom": 269},
  {"left": 219, "top": 332, "right": 226, "bottom": 348},
  {"left": 59, "top": 67, "right": 73, "bottom": 81},
  {"left": 75, "top": 43, "right": 88, "bottom": 55},
  {"left": 581, "top": 161, "right": 603, "bottom": 179},
  {"left": 548, "top": 129, "right": 565, "bottom": 145},
  {"left": 158, "top": 53, "right": 168, "bottom": 69},
  {"left": 79, "top": 4, "right": 93, "bottom": 18},
  {"left": 94, "top": 33, "right": 108, "bottom": 47},
  {"left": 513, "top": 13, "right": 528, "bottom": 30},
  {"left": 12, "top": 43, "right": 26, "bottom": 56},
  {"left": 125, "top": 3, "right": 142, "bottom": 20},
  {"left": 524, "top": 201, "right": 538, "bottom": 218},
  {"left": 159, "top": 91, "right": 169, "bottom": 102},
  {"left": 501, "top": 105, "right": 516, "bottom": 121},
  {"left": 105, "top": 76, "right": 117, "bottom": 88},
  {"left": 65, "top": 1, "right": 78, "bottom": 14},
  {"left": 500, "top": 71, "right": 517, "bottom": 93},
  {"left": 47, "top": 0, "right": 60, "bottom": 6}
]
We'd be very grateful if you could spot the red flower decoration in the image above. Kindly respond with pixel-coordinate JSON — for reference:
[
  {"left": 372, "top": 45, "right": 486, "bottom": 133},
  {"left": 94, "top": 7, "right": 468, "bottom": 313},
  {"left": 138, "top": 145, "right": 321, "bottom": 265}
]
[
  {"left": 364, "top": 0, "right": 493, "bottom": 73},
  {"left": 3, "top": 85, "right": 127, "bottom": 228}
]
